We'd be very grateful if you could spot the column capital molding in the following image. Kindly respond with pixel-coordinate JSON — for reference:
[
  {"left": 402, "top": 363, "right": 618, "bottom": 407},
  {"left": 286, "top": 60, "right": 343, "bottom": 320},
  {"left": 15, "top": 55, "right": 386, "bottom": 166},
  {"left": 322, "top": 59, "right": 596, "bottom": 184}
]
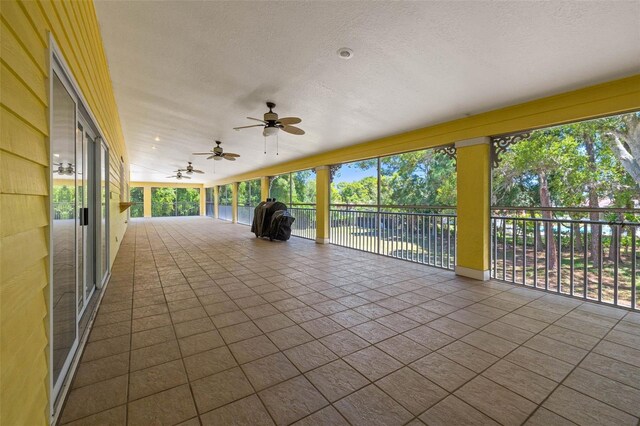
[
  {"left": 455, "top": 137, "right": 490, "bottom": 149},
  {"left": 315, "top": 165, "right": 330, "bottom": 171}
]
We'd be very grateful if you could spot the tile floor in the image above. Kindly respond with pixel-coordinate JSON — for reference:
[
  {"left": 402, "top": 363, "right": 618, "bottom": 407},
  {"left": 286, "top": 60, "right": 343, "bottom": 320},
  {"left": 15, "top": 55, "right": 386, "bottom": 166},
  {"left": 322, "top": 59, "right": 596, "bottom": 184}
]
[{"left": 59, "top": 217, "right": 640, "bottom": 426}]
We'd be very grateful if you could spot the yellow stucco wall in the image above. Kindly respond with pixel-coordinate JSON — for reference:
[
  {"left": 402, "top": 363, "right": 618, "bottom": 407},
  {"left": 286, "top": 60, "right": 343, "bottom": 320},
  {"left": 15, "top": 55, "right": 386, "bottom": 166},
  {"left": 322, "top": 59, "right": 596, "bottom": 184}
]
[{"left": 1, "top": 0, "right": 128, "bottom": 423}]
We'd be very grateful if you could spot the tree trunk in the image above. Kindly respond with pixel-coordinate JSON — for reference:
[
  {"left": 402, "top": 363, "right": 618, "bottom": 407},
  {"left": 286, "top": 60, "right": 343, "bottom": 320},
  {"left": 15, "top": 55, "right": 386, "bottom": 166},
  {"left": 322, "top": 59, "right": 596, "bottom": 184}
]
[
  {"left": 585, "top": 136, "right": 601, "bottom": 265},
  {"left": 573, "top": 222, "right": 583, "bottom": 252},
  {"left": 538, "top": 172, "right": 557, "bottom": 270},
  {"left": 607, "top": 213, "right": 623, "bottom": 263}
]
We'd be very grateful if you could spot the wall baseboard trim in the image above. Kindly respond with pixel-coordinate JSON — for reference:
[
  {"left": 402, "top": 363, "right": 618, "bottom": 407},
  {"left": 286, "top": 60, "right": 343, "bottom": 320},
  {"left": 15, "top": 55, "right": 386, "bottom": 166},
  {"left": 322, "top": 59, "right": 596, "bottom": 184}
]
[
  {"left": 315, "top": 237, "right": 330, "bottom": 244},
  {"left": 455, "top": 266, "right": 490, "bottom": 281}
]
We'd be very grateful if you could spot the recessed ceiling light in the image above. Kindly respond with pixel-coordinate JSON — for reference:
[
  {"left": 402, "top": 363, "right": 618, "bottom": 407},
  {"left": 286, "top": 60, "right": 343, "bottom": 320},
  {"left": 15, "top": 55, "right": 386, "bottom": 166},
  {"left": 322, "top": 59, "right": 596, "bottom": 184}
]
[
  {"left": 154, "top": 136, "right": 160, "bottom": 141},
  {"left": 337, "top": 47, "right": 353, "bottom": 60},
  {"left": 53, "top": 153, "right": 60, "bottom": 158},
  {"left": 152, "top": 146, "right": 156, "bottom": 150}
]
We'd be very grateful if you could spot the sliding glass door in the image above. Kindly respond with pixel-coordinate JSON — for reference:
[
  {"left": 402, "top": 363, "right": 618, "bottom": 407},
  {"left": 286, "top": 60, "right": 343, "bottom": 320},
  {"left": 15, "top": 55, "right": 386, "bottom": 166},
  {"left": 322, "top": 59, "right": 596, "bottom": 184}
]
[{"left": 50, "top": 58, "right": 110, "bottom": 412}]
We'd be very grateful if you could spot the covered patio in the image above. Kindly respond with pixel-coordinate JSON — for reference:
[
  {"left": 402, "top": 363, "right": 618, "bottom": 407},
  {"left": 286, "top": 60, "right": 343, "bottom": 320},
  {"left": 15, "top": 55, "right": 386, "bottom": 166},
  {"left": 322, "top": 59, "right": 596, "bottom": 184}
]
[{"left": 60, "top": 217, "right": 640, "bottom": 425}]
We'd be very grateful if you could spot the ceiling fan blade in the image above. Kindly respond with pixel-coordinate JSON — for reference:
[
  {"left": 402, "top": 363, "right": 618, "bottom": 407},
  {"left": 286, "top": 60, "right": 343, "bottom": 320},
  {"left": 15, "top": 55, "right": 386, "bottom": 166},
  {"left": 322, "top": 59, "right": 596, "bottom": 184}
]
[
  {"left": 166, "top": 176, "right": 176, "bottom": 178},
  {"left": 193, "top": 170, "right": 205, "bottom": 174},
  {"left": 247, "top": 117, "right": 267, "bottom": 123},
  {"left": 178, "top": 168, "right": 188, "bottom": 171},
  {"left": 206, "top": 155, "right": 216, "bottom": 160},
  {"left": 233, "top": 124, "right": 264, "bottom": 131},
  {"left": 182, "top": 176, "right": 192, "bottom": 179},
  {"left": 282, "top": 125, "right": 305, "bottom": 135},
  {"left": 193, "top": 152, "right": 213, "bottom": 155},
  {"left": 278, "top": 117, "right": 301, "bottom": 125},
  {"left": 223, "top": 153, "right": 240, "bottom": 158},
  {"left": 213, "top": 156, "right": 223, "bottom": 161},
  {"left": 223, "top": 156, "right": 236, "bottom": 161}
]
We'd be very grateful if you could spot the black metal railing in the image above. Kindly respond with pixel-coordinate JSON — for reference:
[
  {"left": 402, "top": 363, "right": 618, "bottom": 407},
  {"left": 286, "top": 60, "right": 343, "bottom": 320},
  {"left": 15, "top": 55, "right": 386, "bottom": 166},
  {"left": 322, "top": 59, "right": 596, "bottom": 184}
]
[
  {"left": 289, "top": 204, "right": 316, "bottom": 240},
  {"left": 329, "top": 205, "right": 457, "bottom": 270},
  {"left": 491, "top": 207, "right": 639, "bottom": 310}
]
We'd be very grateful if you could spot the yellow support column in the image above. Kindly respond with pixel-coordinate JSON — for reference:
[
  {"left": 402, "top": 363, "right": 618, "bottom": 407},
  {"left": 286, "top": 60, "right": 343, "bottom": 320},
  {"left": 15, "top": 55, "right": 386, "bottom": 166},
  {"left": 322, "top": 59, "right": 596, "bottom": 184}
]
[
  {"left": 455, "top": 137, "right": 491, "bottom": 280},
  {"left": 231, "top": 182, "right": 238, "bottom": 224},
  {"left": 261, "top": 176, "right": 270, "bottom": 201},
  {"left": 214, "top": 186, "right": 219, "bottom": 219},
  {"left": 143, "top": 186, "right": 152, "bottom": 217},
  {"left": 200, "top": 186, "right": 206, "bottom": 216},
  {"left": 315, "top": 166, "right": 330, "bottom": 244}
]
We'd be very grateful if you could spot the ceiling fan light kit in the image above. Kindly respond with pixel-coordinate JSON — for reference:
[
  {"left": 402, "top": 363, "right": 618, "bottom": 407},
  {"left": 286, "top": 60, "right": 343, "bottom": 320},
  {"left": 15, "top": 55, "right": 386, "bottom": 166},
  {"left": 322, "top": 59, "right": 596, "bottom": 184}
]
[{"left": 233, "top": 101, "right": 305, "bottom": 155}]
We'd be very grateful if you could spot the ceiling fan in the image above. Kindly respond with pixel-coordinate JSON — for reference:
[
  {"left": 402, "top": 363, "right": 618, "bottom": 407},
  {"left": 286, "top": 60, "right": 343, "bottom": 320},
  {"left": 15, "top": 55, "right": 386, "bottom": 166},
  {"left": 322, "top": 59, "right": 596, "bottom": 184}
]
[
  {"left": 166, "top": 171, "right": 191, "bottom": 180},
  {"left": 55, "top": 162, "right": 74, "bottom": 175},
  {"left": 192, "top": 141, "right": 240, "bottom": 161},
  {"left": 178, "top": 162, "right": 204, "bottom": 174},
  {"left": 234, "top": 102, "right": 305, "bottom": 137}
]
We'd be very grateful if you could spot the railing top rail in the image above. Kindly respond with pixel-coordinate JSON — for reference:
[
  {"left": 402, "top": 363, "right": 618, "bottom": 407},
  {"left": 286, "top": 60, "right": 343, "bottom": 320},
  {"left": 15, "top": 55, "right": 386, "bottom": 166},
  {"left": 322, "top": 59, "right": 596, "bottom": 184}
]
[
  {"left": 330, "top": 209, "right": 457, "bottom": 218},
  {"left": 330, "top": 204, "right": 457, "bottom": 210},
  {"left": 491, "top": 215, "right": 640, "bottom": 227},
  {"left": 290, "top": 203, "right": 317, "bottom": 207},
  {"left": 492, "top": 206, "right": 640, "bottom": 214}
]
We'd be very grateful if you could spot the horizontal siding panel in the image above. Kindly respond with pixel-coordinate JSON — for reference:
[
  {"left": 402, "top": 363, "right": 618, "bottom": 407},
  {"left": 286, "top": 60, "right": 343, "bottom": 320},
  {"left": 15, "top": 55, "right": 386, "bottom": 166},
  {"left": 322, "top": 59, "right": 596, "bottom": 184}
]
[
  {"left": 0, "top": 107, "right": 47, "bottom": 165},
  {"left": 1, "top": 63, "right": 48, "bottom": 134},
  {"left": 0, "top": 227, "right": 48, "bottom": 282},
  {"left": 0, "top": 194, "right": 48, "bottom": 238},
  {"left": 0, "top": 150, "right": 48, "bottom": 195},
  {"left": 1, "top": 22, "right": 47, "bottom": 104},
  {"left": 1, "top": 3, "right": 47, "bottom": 73}
]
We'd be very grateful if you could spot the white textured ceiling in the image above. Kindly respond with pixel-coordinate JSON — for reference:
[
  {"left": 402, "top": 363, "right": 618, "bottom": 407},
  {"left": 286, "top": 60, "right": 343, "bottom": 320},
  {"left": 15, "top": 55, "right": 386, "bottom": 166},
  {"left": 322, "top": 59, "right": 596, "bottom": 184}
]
[{"left": 95, "top": 0, "right": 640, "bottom": 184}]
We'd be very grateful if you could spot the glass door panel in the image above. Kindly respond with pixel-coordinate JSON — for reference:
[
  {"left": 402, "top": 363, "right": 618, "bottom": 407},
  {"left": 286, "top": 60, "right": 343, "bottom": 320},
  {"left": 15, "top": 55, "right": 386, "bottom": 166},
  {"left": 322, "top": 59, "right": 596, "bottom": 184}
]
[{"left": 51, "top": 73, "right": 78, "bottom": 385}]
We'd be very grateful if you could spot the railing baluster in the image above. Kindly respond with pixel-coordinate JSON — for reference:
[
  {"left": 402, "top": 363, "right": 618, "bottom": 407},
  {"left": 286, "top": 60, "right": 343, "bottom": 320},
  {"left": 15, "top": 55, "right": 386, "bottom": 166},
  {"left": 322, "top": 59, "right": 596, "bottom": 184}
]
[
  {"left": 512, "top": 220, "right": 517, "bottom": 283},
  {"left": 584, "top": 223, "right": 588, "bottom": 299},
  {"left": 613, "top": 224, "right": 619, "bottom": 306},
  {"left": 523, "top": 219, "right": 527, "bottom": 286},
  {"left": 632, "top": 227, "right": 637, "bottom": 310},
  {"left": 598, "top": 223, "right": 603, "bottom": 302},
  {"left": 569, "top": 223, "right": 574, "bottom": 296},
  {"left": 544, "top": 222, "right": 549, "bottom": 291},
  {"left": 557, "top": 221, "right": 562, "bottom": 294}
]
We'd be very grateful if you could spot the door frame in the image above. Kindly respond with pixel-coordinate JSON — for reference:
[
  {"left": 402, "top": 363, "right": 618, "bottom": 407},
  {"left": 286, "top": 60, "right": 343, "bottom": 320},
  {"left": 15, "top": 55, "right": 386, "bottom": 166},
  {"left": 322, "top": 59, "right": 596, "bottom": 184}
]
[{"left": 48, "top": 34, "right": 112, "bottom": 422}]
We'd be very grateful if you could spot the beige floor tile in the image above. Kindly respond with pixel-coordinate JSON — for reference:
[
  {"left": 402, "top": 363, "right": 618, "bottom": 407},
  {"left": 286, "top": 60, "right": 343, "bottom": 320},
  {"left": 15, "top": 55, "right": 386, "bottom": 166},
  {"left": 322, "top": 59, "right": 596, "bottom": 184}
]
[
  {"left": 82, "top": 334, "right": 130, "bottom": 362},
  {"left": 505, "top": 347, "right": 573, "bottom": 382},
  {"left": 330, "top": 310, "right": 370, "bottom": 328},
  {"left": 334, "top": 384, "right": 413, "bottom": 426},
  {"left": 498, "top": 313, "right": 548, "bottom": 333},
  {"left": 191, "top": 367, "right": 254, "bottom": 413},
  {"left": 480, "top": 320, "right": 535, "bottom": 344},
  {"left": 171, "top": 306, "right": 208, "bottom": 324},
  {"left": 319, "top": 329, "right": 370, "bottom": 357},
  {"left": 299, "top": 317, "right": 344, "bottom": 339},
  {"left": 241, "top": 352, "right": 300, "bottom": 391},
  {"left": 543, "top": 385, "right": 637, "bottom": 426},
  {"left": 375, "top": 334, "right": 430, "bottom": 364},
  {"left": 579, "top": 352, "right": 640, "bottom": 390},
  {"left": 284, "top": 340, "right": 338, "bottom": 372},
  {"left": 128, "top": 384, "right": 197, "bottom": 425},
  {"left": 403, "top": 325, "right": 455, "bottom": 350},
  {"left": 419, "top": 395, "right": 500, "bottom": 426},
  {"left": 131, "top": 313, "right": 172, "bottom": 332},
  {"left": 376, "top": 367, "right": 447, "bottom": 415},
  {"left": 200, "top": 394, "right": 274, "bottom": 425},
  {"left": 128, "top": 359, "right": 188, "bottom": 401},
  {"left": 267, "top": 325, "right": 314, "bottom": 350},
  {"left": 229, "top": 335, "right": 280, "bottom": 364},
  {"left": 455, "top": 376, "right": 537, "bottom": 425},
  {"left": 259, "top": 376, "right": 329, "bottom": 425},
  {"left": 525, "top": 407, "right": 575, "bottom": 426},
  {"left": 482, "top": 359, "right": 556, "bottom": 404},
  {"left": 218, "top": 321, "right": 263, "bottom": 344},
  {"left": 344, "top": 346, "right": 403, "bottom": 381},
  {"left": 178, "top": 330, "right": 225, "bottom": 357},
  {"left": 305, "top": 359, "right": 369, "bottom": 402},
  {"left": 72, "top": 352, "right": 129, "bottom": 389},
  {"left": 130, "top": 339, "right": 182, "bottom": 372},
  {"left": 292, "top": 406, "right": 349, "bottom": 426},
  {"left": 460, "top": 329, "right": 519, "bottom": 357},
  {"left": 131, "top": 325, "right": 176, "bottom": 350},
  {"left": 351, "top": 321, "right": 397, "bottom": 344},
  {"left": 375, "top": 313, "right": 420, "bottom": 333},
  {"left": 63, "top": 405, "right": 126, "bottom": 426},
  {"left": 60, "top": 375, "right": 128, "bottom": 423},
  {"left": 88, "top": 321, "right": 131, "bottom": 342},
  {"left": 437, "top": 341, "right": 498, "bottom": 373},
  {"left": 174, "top": 317, "right": 215, "bottom": 338},
  {"left": 212, "top": 310, "right": 251, "bottom": 328},
  {"left": 428, "top": 317, "right": 475, "bottom": 338},
  {"left": 563, "top": 367, "right": 640, "bottom": 417},
  {"left": 254, "top": 313, "right": 296, "bottom": 332},
  {"left": 593, "top": 340, "right": 640, "bottom": 367},
  {"left": 183, "top": 346, "right": 237, "bottom": 381},
  {"left": 410, "top": 352, "right": 476, "bottom": 392}
]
